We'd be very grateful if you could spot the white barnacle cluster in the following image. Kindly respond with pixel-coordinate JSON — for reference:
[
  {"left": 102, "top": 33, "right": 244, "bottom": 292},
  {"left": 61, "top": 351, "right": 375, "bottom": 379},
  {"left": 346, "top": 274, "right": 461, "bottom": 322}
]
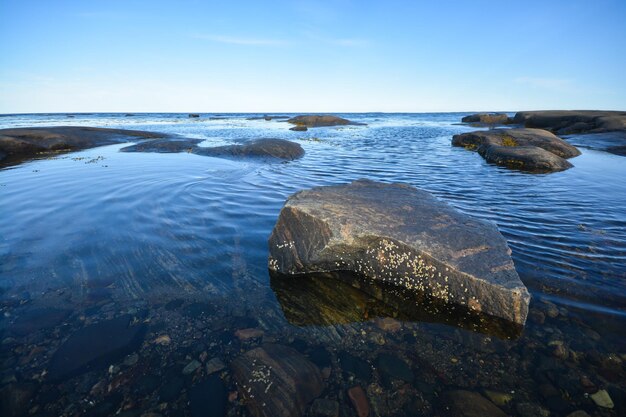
[
  {"left": 245, "top": 359, "right": 273, "bottom": 398},
  {"left": 268, "top": 257, "right": 279, "bottom": 271},
  {"left": 276, "top": 241, "right": 295, "bottom": 250},
  {"left": 356, "top": 239, "right": 456, "bottom": 304}
]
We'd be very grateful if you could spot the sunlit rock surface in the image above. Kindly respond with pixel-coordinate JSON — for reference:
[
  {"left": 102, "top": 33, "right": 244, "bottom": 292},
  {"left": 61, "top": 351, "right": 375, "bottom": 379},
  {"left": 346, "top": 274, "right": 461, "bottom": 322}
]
[
  {"left": 287, "top": 115, "right": 362, "bottom": 127},
  {"left": 452, "top": 128, "right": 580, "bottom": 173},
  {"left": 461, "top": 113, "right": 510, "bottom": 125},
  {"left": 268, "top": 180, "right": 530, "bottom": 325}
]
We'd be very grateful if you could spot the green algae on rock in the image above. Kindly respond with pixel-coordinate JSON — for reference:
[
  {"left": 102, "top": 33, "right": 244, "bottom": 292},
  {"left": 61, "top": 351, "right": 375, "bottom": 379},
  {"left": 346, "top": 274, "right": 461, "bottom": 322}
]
[{"left": 268, "top": 179, "right": 530, "bottom": 326}]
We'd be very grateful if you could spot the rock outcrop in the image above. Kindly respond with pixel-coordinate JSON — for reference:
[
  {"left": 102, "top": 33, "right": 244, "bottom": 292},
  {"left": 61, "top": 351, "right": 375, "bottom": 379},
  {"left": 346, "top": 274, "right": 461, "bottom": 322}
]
[
  {"left": 290, "top": 125, "right": 308, "bottom": 132},
  {"left": 452, "top": 128, "right": 580, "bottom": 173},
  {"left": 231, "top": 344, "right": 324, "bottom": 417},
  {"left": 268, "top": 180, "right": 530, "bottom": 326},
  {"left": 287, "top": 115, "right": 362, "bottom": 128},
  {"left": 461, "top": 113, "right": 510, "bottom": 125},
  {"left": 0, "top": 126, "right": 163, "bottom": 168},
  {"left": 195, "top": 138, "right": 304, "bottom": 160},
  {"left": 121, "top": 138, "right": 305, "bottom": 161},
  {"left": 512, "top": 110, "right": 626, "bottom": 134}
]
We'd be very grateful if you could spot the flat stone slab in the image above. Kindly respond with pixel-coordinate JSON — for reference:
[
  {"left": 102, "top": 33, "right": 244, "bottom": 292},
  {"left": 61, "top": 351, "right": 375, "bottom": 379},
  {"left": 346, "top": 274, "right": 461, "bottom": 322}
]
[
  {"left": 563, "top": 131, "right": 626, "bottom": 156},
  {"left": 268, "top": 180, "right": 530, "bottom": 325},
  {"left": 231, "top": 344, "right": 324, "bottom": 417},
  {"left": 452, "top": 128, "right": 580, "bottom": 173},
  {"left": 121, "top": 138, "right": 305, "bottom": 161},
  {"left": 0, "top": 126, "right": 163, "bottom": 167},
  {"left": 47, "top": 315, "right": 147, "bottom": 381},
  {"left": 287, "top": 115, "right": 363, "bottom": 127}
]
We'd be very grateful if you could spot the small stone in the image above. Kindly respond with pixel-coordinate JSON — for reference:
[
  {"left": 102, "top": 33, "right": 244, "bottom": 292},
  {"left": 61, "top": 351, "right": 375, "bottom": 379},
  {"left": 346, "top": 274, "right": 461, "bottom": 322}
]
[
  {"left": 483, "top": 390, "right": 513, "bottom": 406},
  {"left": 199, "top": 351, "right": 208, "bottom": 363},
  {"left": 123, "top": 353, "right": 139, "bottom": 367},
  {"left": 529, "top": 309, "right": 545, "bottom": 325},
  {"left": 234, "top": 328, "right": 264, "bottom": 341},
  {"left": 543, "top": 302, "right": 559, "bottom": 318},
  {"left": 590, "top": 389, "right": 614, "bottom": 409},
  {"left": 310, "top": 398, "right": 339, "bottom": 417},
  {"left": 552, "top": 344, "right": 569, "bottom": 360},
  {"left": 374, "top": 317, "right": 401, "bottom": 332},
  {"left": 516, "top": 402, "right": 550, "bottom": 417},
  {"left": 348, "top": 386, "right": 370, "bottom": 417},
  {"left": 154, "top": 335, "right": 171, "bottom": 345},
  {"left": 205, "top": 358, "right": 226, "bottom": 375},
  {"left": 566, "top": 411, "right": 591, "bottom": 417},
  {"left": 183, "top": 360, "right": 201, "bottom": 375},
  {"left": 228, "top": 391, "right": 238, "bottom": 402}
]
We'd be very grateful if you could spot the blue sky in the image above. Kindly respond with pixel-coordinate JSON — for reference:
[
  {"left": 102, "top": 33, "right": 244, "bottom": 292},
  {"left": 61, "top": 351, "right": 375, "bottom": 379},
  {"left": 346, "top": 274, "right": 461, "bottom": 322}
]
[{"left": 1, "top": 0, "right": 625, "bottom": 113}]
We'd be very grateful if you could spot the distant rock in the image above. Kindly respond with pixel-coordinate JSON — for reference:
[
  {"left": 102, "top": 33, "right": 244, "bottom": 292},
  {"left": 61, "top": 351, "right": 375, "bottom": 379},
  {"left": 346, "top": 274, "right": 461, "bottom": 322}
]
[
  {"left": 290, "top": 125, "right": 308, "bottom": 132},
  {"left": 461, "top": 113, "right": 510, "bottom": 125},
  {"left": 0, "top": 126, "right": 163, "bottom": 168},
  {"left": 287, "top": 115, "right": 362, "bottom": 128},
  {"left": 231, "top": 344, "right": 324, "bottom": 417},
  {"left": 439, "top": 390, "right": 507, "bottom": 417},
  {"left": 189, "top": 113, "right": 200, "bottom": 118},
  {"left": 513, "top": 110, "right": 626, "bottom": 134},
  {"left": 195, "top": 138, "right": 304, "bottom": 160},
  {"left": 47, "top": 315, "right": 146, "bottom": 381},
  {"left": 268, "top": 180, "right": 530, "bottom": 325},
  {"left": 452, "top": 128, "right": 580, "bottom": 173}
]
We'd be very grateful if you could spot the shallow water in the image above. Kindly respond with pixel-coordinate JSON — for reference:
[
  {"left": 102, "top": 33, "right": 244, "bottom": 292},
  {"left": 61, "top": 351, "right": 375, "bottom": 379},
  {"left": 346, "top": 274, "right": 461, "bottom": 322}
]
[{"left": 1, "top": 113, "right": 625, "bottom": 416}]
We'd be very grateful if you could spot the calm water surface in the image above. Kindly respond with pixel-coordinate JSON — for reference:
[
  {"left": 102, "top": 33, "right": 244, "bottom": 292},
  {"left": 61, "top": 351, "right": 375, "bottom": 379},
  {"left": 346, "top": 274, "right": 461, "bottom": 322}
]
[{"left": 0, "top": 113, "right": 624, "bottom": 417}]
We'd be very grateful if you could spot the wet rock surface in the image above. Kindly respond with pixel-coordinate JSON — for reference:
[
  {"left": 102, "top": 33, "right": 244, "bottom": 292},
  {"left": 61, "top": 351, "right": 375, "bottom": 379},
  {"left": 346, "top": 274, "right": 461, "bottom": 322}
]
[
  {"left": 120, "top": 137, "right": 305, "bottom": 161},
  {"left": 287, "top": 115, "right": 362, "bottom": 127},
  {"left": 268, "top": 179, "right": 530, "bottom": 325},
  {"left": 453, "top": 128, "right": 580, "bottom": 172},
  {"left": 439, "top": 390, "right": 507, "bottom": 417},
  {"left": 563, "top": 131, "right": 626, "bottom": 156},
  {"left": 231, "top": 344, "right": 324, "bottom": 417},
  {"left": 47, "top": 315, "right": 147, "bottom": 381},
  {"left": 0, "top": 126, "right": 163, "bottom": 167},
  {"left": 195, "top": 138, "right": 304, "bottom": 160}
]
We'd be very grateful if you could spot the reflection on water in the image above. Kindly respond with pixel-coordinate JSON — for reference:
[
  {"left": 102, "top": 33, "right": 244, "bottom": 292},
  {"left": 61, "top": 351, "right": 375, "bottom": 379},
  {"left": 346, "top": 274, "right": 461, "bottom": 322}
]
[
  {"left": 270, "top": 271, "right": 523, "bottom": 340},
  {"left": 0, "top": 113, "right": 625, "bottom": 416}
]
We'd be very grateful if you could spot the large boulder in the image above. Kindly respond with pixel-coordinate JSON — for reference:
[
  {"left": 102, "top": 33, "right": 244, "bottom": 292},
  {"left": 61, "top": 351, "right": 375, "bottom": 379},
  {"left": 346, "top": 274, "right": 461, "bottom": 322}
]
[
  {"left": 461, "top": 113, "right": 510, "bottom": 125},
  {"left": 120, "top": 138, "right": 202, "bottom": 153},
  {"left": 231, "top": 344, "right": 324, "bottom": 417},
  {"left": 452, "top": 128, "right": 580, "bottom": 173},
  {"left": 268, "top": 180, "right": 530, "bottom": 325},
  {"left": 195, "top": 138, "right": 304, "bottom": 160},
  {"left": 0, "top": 126, "right": 163, "bottom": 167},
  {"left": 287, "top": 115, "right": 361, "bottom": 127}
]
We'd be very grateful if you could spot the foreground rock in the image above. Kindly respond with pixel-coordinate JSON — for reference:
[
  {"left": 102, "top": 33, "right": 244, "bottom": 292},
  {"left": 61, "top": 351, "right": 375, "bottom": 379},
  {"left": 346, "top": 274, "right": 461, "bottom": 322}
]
[
  {"left": 231, "top": 344, "right": 324, "bottom": 417},
  {"left": 452, "top": 128, "right": 580, "bottom": 172},
  {"left": 268, "top": 180, "right": 530, "bottom": 325},
  {"left": 287, "top": 115, "right": 361, "bottom": 128},
  {"left": 195, "top": 138, "right": 304, "bottom": 160},
  {"left": 47, "top": 315, "right": 147, "bottom": 381},
  {"left": 461, "top": 113, "right": 510, "bottom": 125},
  {"left": 513, "top": 110, "right": 626, "bottom": 134},
  {"left": 0, "top": 126, "right": 163, "bottom": 167}
]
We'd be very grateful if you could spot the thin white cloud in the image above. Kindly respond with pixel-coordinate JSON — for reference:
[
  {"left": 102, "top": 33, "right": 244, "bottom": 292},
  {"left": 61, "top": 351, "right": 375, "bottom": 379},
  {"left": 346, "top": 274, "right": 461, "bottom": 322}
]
[
  {"left": 514, "top": 77, "right": 574, "bottom": 91},
  {"left": 193, "top": 35, "right": 291, "bottom": 46}
]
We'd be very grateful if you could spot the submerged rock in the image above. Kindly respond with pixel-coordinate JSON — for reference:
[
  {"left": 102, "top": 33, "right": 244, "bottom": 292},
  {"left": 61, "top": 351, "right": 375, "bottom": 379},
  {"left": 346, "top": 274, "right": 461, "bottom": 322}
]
[
  {"left": 188, "top": 374, "right": 227, "bottom": 417},
  {"left": 9, "top": 307, "right": 71, "bottom": 336},
  {"left": 452, "top": 128, "right": 580, "bottom": 172},
  {"left": 461, "top": 113, "right": 510, "bottom": 125},
  {"left": 287, "top": 115, "right": 362, "bottom": 127},
  {"left": 290, "top": 125, "right": 308, "bottom": 132},
  {"left": 439, "top": 390, "right": 507, "bottom": 417},
  {"left": 195, "top": 138, "right": 304, "bottom": 160},
  {"left": 47, "top": 315, "right": 147, "bottom": 381},
  {"left": 0, "top": 126, "right": 163, "bottom": 167},
  {"left": 120, "top": 138, "right": 202, "bottom": 153},
  {"left": 268, "top": 180, "right": 530, "bottom": 325},
  {"left": 231, "top": 344, "right": 324, "bottom": 417}
]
